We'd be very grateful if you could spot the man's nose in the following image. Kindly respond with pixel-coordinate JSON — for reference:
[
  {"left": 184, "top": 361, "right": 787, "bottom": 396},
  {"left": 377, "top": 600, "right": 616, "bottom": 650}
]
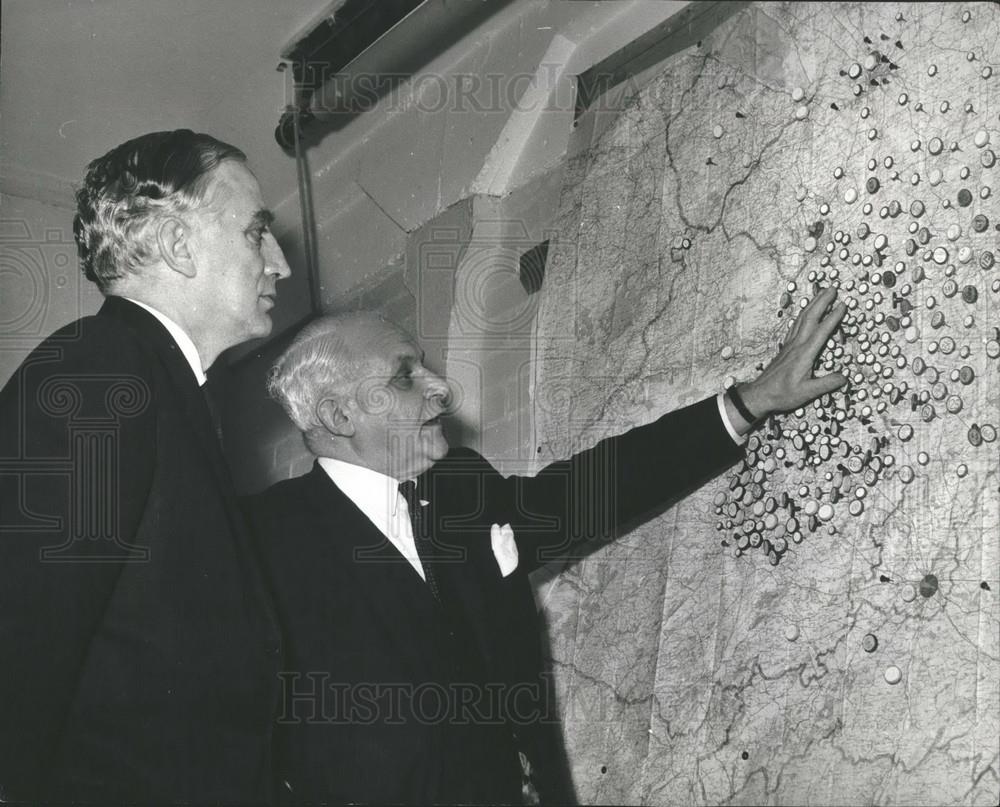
[
  {"left": 263, "top": 233, "right": 292, "bottom": 279},
  {"left": 424, "top": 373, "right": 453, "bottom": 414}
]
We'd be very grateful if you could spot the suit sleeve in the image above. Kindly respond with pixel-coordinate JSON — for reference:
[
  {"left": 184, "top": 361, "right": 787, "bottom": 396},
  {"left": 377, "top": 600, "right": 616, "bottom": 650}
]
[
  {"left": 0, "top": 327, "right": 157, "bottom": 797},
  {"left": 500, "top": 395, "right": 744, "bottom": 573}
]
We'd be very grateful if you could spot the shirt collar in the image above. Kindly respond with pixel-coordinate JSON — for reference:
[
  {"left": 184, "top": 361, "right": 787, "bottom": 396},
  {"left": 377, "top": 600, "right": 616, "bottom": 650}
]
[
  {"left": 317, "top": 457, "right": 408, "bottom": 515},
  {"left": 121, "top": 297, "right": 207, "bottom": 386},
  {"left": 316, "top": 458, "right": 428, "bottom": 578}
]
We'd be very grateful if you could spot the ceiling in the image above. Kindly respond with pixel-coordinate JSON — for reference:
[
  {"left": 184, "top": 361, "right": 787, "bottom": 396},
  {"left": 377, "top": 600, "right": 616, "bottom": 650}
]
[{"left": 1, "top": 0, "right": 326, "bottom": 209}]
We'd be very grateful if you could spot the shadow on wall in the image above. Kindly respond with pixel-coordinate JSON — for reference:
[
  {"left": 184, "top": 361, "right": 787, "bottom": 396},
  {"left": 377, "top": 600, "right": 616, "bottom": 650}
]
[{"left": 213, "top": 326, "right": 311, "bottom": 496}]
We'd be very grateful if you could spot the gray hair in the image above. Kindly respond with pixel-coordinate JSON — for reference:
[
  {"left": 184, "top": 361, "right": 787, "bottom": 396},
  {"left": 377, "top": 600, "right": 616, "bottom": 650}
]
[
  {"left": 73, "top": 130, "right": 246, "bottom": 292},
  {"left": 267, "top": 312, "right": 389, "bottom": 433}
]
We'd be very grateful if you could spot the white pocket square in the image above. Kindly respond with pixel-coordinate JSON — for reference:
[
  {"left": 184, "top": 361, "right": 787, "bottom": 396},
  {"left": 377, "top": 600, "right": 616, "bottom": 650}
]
[{"left": 490, "top": 523, "right": 518, "bottom": 577}]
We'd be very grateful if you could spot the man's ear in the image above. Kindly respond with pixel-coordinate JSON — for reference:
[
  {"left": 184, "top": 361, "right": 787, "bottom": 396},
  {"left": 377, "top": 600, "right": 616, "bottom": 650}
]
[
  {"left": 155, "top": 216, "right": 197, "bottom": 278},
  {"left": 316, "top": 397, "right": 354, "bottom": 438}
]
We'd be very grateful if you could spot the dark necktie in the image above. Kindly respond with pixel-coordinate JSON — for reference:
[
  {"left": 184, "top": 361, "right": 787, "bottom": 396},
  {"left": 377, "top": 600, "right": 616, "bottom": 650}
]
[{"left": 398, "top": 480, "right": 442, "bottom": 603}]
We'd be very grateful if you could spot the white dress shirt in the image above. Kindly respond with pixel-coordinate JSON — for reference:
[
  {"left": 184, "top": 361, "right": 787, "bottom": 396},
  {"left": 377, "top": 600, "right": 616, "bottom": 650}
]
[
  {"left": 317, "top": 457, "right": 426, "bottom": 580},
  {"left": 716, "top": 391, "right": 746, "bottom": 445},
  {"left": 121, "top": 296, "right": 207, "bottom": 387}
]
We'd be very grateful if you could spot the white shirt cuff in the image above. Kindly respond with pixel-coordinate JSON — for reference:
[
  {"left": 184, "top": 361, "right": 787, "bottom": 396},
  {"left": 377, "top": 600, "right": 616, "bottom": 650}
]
[{"left": 717, "top": 391, "right": 746, "bottom": 445}]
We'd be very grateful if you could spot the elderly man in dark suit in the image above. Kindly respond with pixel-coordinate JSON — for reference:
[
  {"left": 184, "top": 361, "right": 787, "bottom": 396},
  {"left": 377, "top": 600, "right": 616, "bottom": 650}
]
[
  {"left": 0, "top": 130, "right": 291, "bottom": 802},
  {"left": 246, "top": 291, "right": 846, "bottom": 805}
]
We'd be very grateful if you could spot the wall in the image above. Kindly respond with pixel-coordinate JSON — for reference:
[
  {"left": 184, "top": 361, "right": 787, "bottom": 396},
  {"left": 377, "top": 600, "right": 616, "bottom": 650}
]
[
  {"left": 274, "top": 1, "right": 691, "bottom": 306},
  {"left": 0, "top": 0, "right": 323, "bottom": 222}
]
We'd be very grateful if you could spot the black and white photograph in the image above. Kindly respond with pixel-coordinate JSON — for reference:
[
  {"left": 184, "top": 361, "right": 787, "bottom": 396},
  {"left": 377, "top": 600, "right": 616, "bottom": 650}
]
[{"left": 1, "top": 1, "right": 997, "bottom": 804}]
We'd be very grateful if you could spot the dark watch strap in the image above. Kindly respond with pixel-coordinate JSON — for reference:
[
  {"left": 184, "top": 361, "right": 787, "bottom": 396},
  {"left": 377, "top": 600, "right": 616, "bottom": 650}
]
[{"left": 728, "top": 385, "right": 760, "bottom": 424}]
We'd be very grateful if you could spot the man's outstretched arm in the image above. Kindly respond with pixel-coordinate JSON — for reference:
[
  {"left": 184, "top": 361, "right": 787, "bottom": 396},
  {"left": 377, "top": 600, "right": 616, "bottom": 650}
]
[{"left": 505, "top": 286, "right": 849, "bottom": 571}]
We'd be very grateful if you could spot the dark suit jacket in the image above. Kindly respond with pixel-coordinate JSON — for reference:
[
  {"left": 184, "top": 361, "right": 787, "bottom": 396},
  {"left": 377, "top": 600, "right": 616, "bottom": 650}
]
[
  {"left": 0, "top": 297, "right": 283, "bottom": 803},
  {"left": 246, "top": 395, "right": 743, "bottom": 805}
]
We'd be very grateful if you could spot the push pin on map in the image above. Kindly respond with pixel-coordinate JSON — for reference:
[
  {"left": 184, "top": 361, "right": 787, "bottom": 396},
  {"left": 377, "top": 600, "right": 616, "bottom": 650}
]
[{"left": 883, "top": 665, "right": 902, "bottom": 685}]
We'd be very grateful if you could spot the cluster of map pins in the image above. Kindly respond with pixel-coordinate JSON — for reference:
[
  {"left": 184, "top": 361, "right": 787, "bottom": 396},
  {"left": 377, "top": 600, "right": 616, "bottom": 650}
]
[{"left": 713, "top": 5, "right": 997, "bottom": 582}]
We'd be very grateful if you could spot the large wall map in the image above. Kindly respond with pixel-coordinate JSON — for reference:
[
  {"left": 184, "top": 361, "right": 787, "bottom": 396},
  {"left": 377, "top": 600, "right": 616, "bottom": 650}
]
[{"left": 531, "top": 3, "right": 998, "bottom": 804}]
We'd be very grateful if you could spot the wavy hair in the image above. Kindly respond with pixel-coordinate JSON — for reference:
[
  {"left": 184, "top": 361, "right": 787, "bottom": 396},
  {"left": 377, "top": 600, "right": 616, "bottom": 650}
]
[
  {"left": 268, "top": 313, "right": 390, "bottom": 433},
  {"left": 73, "top": 129, "right": 245, "bottom": 291}
]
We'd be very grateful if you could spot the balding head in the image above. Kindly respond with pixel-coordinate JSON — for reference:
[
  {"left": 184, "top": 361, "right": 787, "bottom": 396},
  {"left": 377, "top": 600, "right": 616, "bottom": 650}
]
[
  {"left": 268, "top": 312, "right": 391, "bottom": 432},
  {"left": 268, "top": 312, "right": 452, "bottom": 478}
]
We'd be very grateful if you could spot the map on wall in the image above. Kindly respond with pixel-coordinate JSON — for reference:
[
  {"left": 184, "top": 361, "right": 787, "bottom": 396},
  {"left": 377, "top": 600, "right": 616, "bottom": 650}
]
[{"left": 531, "top": 3, "right": 999, "bottom": 804}]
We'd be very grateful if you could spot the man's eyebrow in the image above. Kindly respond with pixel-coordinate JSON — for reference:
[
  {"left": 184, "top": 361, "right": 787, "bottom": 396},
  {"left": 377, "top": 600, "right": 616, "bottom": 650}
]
[{"left": 246, "top": 209, "right": 275, "bottom": 232}]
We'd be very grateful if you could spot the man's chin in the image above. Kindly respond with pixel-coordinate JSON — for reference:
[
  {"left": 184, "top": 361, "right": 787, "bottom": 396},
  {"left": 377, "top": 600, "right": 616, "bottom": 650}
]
[
  {"left": 248, "top": 313, "right": 274, "bottom": 339},
  {"left": 390, "top": 426, "right": 449, "bottom": 479},
  {"left": 421, "top": 421, "right": 450, "bottom": 457}
]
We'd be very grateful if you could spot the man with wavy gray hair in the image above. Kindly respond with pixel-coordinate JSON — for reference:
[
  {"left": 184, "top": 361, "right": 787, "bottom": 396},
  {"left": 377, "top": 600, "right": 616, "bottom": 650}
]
[
  {"left": 0, "top": 130, "right": 291, "bottom": 802},
  {"left": 246, "top": 294, "right": 846, "bottom": 804}
]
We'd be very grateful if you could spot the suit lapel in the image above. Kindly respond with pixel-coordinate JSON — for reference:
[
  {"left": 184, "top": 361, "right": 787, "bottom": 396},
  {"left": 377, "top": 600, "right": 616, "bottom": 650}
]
[
  {"left": 419, "top": 460, "right": 513, "bottom": 672},
  {"left": 300, "top": 465, "right": 446, "bottom": 661},
  {"left": 97, "top": 297, "right": 234, "bottom": 493},
  {"left": 302, "top": 459, "right": 529, "bottom": 685},
  {"left": 97, "top": 296, "right": 282, "bottom": 652}
]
